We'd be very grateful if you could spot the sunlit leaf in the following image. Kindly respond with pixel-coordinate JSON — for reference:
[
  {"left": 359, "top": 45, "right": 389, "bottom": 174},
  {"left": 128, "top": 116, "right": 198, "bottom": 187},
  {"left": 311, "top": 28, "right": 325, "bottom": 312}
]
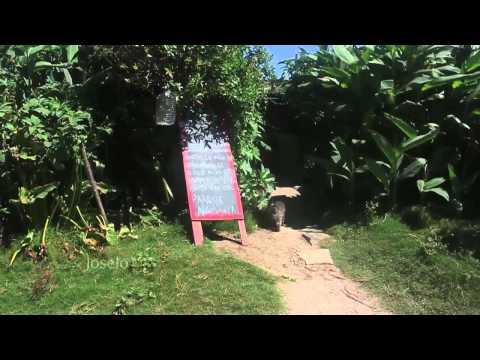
[
  {"left": 385, "top": 113, "right": 418, "bottom": 139},
  {"left": 400, "top": 128, "right": 439, "bottom": 152},
  {"left": 66, "top": 45, "right": 79, "bottom": 64},
  {"left": 423, "top": 177, "right": 446, "bottom": 190},
  {"left": 421, "top": 71, "right": 480, "bottom": 91},
  {"left": 63, "top": 68, "right": 73, "bottom": 86},
  {"left": 332, "top": 45, "right": 359, "bottom": 65},
  {"left": 399, "top": 158, "right": 426, "bottom": 180}
]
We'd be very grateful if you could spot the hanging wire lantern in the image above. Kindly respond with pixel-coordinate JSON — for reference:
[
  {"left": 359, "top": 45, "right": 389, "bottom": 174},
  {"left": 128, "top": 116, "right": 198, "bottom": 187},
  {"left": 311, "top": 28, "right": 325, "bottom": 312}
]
[{"left": 155, "top": 89, "right": 177, "bottom": 126}]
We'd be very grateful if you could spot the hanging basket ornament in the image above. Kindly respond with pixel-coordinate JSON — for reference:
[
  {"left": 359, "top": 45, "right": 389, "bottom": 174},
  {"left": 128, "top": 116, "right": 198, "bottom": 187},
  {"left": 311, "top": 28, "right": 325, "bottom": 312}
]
[{"left": 155, "top": 90, "right": 177, "bottom": 126}]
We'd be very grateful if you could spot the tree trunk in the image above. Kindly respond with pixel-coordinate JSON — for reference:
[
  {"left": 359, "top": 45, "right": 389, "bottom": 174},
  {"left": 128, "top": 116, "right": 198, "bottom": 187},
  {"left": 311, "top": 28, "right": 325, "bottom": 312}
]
[
  {"left": 80, "top": 144, "right": 108, "bottom": 223},
  {"left": 391, "top": 179, "right": 398, "bottom": 211}
]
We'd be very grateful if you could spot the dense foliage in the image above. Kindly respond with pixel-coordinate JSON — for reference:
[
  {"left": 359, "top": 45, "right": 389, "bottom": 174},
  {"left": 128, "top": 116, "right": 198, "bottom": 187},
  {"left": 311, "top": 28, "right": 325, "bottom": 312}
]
[
  {"left": 0, "top": 45, "right": 108, "bottom": 240},
  {"left": 1, "top": 45, "right": 276, "bottom": 246},
  {"left": 78, "top": 45, "right": 275, "bottom": 211},
  {"left": 272, "top": 45, "right": 480, "bottom": 215}
]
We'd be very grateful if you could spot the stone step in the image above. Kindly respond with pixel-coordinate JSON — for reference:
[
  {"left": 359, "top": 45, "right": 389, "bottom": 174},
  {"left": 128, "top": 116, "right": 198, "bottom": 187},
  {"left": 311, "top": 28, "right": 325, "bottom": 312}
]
[{"left": 298, "top": 249, "right": 334, "bottom": 265}]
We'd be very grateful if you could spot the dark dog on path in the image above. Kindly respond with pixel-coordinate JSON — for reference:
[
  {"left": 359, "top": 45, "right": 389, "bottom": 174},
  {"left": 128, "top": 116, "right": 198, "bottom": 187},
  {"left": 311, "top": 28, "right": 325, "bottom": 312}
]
[{"left": 268, "top": 200, "right": 286, "bottom": 232}]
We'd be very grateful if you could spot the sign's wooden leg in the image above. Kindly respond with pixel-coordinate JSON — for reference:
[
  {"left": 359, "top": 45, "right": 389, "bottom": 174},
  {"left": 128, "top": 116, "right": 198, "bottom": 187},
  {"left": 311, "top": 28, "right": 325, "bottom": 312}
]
[
  {"left": 238, "top": 220, "right": 248, "bottom": 246},
  {"left": 191, "top": 221, "right": 204, "bottom": 246}
]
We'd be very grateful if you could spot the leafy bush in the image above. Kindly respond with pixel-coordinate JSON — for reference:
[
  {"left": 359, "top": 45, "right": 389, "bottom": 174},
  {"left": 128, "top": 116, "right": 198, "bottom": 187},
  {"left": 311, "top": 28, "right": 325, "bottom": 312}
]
[
  {"left": 1, "top": 45, "right": 277, "bottom": 245},
  {"left": 433, "top": 219, "right": 480, "bottom": 258},
  {"left": 274, "top": 45, "right": 480, "bottom": 214},
  {"left": 0, "top": 45, "right": 108, "bottom": 235},
  {"left": 79, "top": 45, "right": 275, "bottom": 211},
  {"left": 400, "top": 205, "right": 433, "bottom": 230}
]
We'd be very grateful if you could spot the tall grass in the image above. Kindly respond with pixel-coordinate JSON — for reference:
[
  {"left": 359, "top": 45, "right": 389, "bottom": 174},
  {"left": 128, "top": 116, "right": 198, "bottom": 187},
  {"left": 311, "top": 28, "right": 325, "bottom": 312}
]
[{"left": 327, "top": 215, "right": 480, "bottom": 314}]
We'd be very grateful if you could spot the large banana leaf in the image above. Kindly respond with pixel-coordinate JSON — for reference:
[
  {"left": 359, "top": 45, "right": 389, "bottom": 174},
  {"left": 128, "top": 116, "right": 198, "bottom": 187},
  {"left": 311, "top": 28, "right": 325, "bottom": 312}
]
[
  {"left": 366, "top": 159, "right": 391, "bottom": 191},
  {"left": 385, "top": 113, "right": 418, "bottom": 139},
  {"left": 424, "top": 188, "right": 449, "bottom": 202},
  {"left": 17, "top": 183, "right": 58, "bottom": 205},
  {"left": 317, "top": 66, "right": 351, "bottom": 83},
  {"left": 417, "top": 178, "right": 449, "bottom": 202},
  {"left": 34, "top": 61, "right": 54, "bottom": 70},
  {"left": 420, "top": 177, "right": 446, "bottom": 190},
  {"left": 421, "top": 71, "right": 480, "bottom": 91},
  {"left": 332, "top": 45, "right": 359, "bottom": 65},
  {"left": 26, "top": 45, "right": 48, "bottom": 58},
  {"left": 417, "top": 45, "right": 454, "bottom": 57},
  {"left": 66, "top": 45, "right": 79, "bottom": 64},
  {"left": 415, "top": 65, "right": 461, "bottom": 76},
  {"left": 400, "top": 128, "right": 439, "bottom": 152},
  {"left": 398, "top": 158, "right": 426, "bottom": 180},
  {"left": 369, "top": 130, "right": 399, "bottom": 167},
  {"left": 465, "top": 50, "right": 480, "bottom": 72}
]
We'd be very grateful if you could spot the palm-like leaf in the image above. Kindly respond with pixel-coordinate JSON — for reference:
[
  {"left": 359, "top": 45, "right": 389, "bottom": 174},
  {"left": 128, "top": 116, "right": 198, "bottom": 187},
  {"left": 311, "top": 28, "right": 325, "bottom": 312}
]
[{"left": 368, "top": 130, "right": 399, "bottom": 167}]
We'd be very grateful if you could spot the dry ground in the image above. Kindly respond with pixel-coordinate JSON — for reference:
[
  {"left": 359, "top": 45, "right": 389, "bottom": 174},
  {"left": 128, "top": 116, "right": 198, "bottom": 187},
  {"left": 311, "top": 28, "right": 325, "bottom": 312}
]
[{"left": 214, "top": 187, "right": 392, "bottom": 315}]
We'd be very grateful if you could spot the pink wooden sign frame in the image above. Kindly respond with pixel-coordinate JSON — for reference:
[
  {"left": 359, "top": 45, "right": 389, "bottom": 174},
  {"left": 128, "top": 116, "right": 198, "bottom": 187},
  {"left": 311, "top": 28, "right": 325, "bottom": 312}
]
[{"left": 179, "top": 120, "right": 247, "bottom": 246}]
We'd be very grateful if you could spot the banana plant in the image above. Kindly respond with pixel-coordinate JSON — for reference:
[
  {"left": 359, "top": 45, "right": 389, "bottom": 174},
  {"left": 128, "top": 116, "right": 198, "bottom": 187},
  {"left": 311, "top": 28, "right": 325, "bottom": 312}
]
[
  {"left": 448, "top": 163, "right": 479, "bottom": 214},
  {"left": 319, "top": 137, "right": 364, "bottom": 208},
  {"left": 366, "top": 113, "right": 439, "bottom": 208}
]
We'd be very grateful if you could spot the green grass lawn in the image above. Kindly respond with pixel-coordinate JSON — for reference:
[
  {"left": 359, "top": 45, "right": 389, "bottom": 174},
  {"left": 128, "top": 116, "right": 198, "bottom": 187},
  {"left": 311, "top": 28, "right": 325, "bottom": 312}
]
[
  {"left": 327, "top": 215, "right": 480, "bottom": 315},
  {"left": 0, "top": 223, "right": 283, "bottom": 315}
]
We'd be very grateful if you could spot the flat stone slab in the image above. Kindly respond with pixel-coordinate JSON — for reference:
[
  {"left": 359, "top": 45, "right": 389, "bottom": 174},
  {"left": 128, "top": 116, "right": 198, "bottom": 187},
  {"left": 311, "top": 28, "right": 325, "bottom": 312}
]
[
  {"left": 301, "top": 225, "right": 324, "bottom": 232},
  {"left": 298, "top": 249, "right": 334, "bottom": 265}
]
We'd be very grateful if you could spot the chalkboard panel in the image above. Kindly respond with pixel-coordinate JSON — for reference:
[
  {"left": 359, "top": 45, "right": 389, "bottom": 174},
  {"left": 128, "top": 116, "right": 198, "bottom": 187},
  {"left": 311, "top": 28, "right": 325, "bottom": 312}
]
[{"left": 180, "top": 114, "right": 244, "bottom": 221}]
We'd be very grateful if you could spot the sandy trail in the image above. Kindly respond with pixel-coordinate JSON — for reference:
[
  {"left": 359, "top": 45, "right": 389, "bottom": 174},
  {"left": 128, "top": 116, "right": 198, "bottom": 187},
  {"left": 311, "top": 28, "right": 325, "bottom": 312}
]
[{"left": 214, "top": 187, "right": 391, "bottom": 315}]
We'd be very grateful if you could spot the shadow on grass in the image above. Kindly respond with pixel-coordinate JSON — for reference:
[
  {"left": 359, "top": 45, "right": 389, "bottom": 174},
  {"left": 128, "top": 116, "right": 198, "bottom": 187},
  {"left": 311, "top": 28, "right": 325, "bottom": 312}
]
[{"left": 203, "top": 228, "right": 240, "bottom": 244}]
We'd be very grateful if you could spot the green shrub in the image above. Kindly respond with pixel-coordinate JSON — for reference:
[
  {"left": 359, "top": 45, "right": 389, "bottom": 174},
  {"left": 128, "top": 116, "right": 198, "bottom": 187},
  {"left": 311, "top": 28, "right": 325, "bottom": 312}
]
[
  {"left": 401, "top": 206, "right": 433, "bottom": 230},
  {"left": 0, "top": 45, "right": 109, "bottom": 232},
  {"left": 80, "top": 45, "right": 276, "bottom": 211},
  {"left": 274, "top": 45, "right": 480, "bottom": 211},
  {"left": 433, "top": 219, "right": 480, "bottom": 258}
]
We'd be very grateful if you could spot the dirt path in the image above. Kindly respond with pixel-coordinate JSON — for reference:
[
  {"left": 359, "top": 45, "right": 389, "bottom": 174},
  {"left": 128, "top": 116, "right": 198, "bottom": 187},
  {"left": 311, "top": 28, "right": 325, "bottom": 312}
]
[{"left": 214, "top": 187, "right": 391, "bottom": 315}]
